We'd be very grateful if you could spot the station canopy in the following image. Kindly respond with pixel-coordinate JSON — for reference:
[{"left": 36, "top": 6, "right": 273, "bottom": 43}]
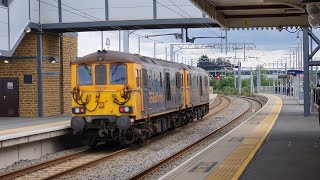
[{"left": 191, "top": 0, "right": 309, "bottom": 29}]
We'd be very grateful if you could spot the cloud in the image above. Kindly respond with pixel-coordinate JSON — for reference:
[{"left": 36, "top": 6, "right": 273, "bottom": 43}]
[{"left": 78, "top": 28, "right": 305, "bottom": 68}]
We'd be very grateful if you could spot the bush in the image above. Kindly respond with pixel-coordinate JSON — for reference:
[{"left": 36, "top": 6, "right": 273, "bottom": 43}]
[{"left": 222, "top": 86, "right": 236, "bottom": 95}]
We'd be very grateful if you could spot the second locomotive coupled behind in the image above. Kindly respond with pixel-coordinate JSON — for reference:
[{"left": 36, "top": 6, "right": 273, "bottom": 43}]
[{"left": 71, "top": 50, "right": 209, "bottom": 146}]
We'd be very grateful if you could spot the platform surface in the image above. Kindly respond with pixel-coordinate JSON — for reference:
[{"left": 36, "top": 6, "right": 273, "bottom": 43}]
[
  {"left": 0, "top": 115, "right": 70, "bottom": 131},
  {"left": 0, "top": 115, "right": 71, "bottom": 143},
  {"left": 160, "top": 94, "right": 282, "bottom": 180},
  {"left": 242, "top": 95, "right": 320, "bottom": 180}
]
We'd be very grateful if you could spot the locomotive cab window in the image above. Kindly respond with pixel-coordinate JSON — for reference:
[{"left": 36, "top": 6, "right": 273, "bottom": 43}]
[
  {"left": 95, "top": 65, "right": 107, "bottom": 85},
  {"left": 110, "top": 64, "right": 127, "bottom": 84},
  {"left": 77, "top": 65, "right": 92, "bottom": 85}
]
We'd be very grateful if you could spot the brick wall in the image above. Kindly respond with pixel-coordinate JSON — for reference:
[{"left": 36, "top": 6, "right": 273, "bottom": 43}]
[
  {"left": 61, "top": 34, "right": 78, "bottom": 114},
  {"left": 0, "top": 32, "right": 78, "bottom": 117},
  {"left": 42, "top": 33, "right": 60, "bottom": 117}
]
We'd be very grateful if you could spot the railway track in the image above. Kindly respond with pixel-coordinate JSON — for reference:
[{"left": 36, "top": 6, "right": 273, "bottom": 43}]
[
  {"left": 128, "top": 96, "right": 263, "bottom": 180},
  {"left": 0, "top": 96, "right": 229, "bottom": 180}
]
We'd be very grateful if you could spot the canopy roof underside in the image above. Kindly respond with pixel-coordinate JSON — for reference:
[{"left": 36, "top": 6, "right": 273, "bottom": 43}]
[{"left": 191, "top": 0, "right": 309, "bottom": 28}]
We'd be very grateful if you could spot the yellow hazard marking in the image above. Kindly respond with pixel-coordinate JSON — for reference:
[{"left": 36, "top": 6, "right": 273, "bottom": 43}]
[
  {"left": 0, "top": 120, "right": 70, "bottom": 136},
  {"left": 205, "top": 95, "right": 282, "bottom": 180}
]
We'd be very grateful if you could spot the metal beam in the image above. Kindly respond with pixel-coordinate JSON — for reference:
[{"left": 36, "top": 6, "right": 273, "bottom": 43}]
[
  {"left": 216, "top": 5, "right": 293, "bottom": 11},
  {"left": 105, "top": 0, "right": 109, "bottom": 20},
  {"left": 58, "top": 0, "right": 62, "bottom": 23},
  {"left": 226, "top": 16, "right": 308, "bottom": 28},
  {"left": 37, "top": 31, "right": 43, "bottom": 117},
  {"left": 153, "top": 0, "right": 157, "bottom": 19},
  {"left": 39, "top": 18, "right": 219, "bottom": 32},
  {"left": 308, "top": 61, "right": 320, "bottom": 66},
  {"left": 172, "top": 43, "right": 256, "bottom": 50},
  {"left": 303, "top": 27, "right": 310, "bottom": 117}
]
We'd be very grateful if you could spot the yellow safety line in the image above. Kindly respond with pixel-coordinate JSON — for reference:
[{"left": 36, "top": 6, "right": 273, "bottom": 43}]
[
  {"left": 205, "top": 95, "right": 282, "bottom": 180},
  {"left": 0, "top": 120, "right": 70, "bottom": 136}
]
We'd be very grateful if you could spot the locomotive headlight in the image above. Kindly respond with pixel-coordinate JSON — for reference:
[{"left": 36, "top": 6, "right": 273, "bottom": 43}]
[
  {"left": 75, "top": 108, "right": 80, "bottom": 113},
  {"left": 124, "top": 107, "right": 130, "bottom": 112}
]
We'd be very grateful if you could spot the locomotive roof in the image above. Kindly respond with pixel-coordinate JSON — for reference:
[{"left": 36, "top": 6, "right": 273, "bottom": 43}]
[{"left": 72, "top": 50, "right": 207, "bottom": 74}]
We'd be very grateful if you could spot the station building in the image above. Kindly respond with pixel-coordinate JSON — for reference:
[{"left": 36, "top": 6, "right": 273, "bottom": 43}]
[{"left": 0, "top": 33, "right": 77, "bottom": 117}]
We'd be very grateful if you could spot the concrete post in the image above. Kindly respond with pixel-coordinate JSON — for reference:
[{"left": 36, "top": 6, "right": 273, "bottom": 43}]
[
  {"left": 138, "top": 36, "right": 141, "bottom": 54},
  {"left": 170, "top": 44, "right": 174, "bottom": 62},
  {"left": 303, "top": 27, "right": 310, "bottom": 116},
  {"left": 238, "top": 62, "right": 241, "bottom": 95},
  {"left": 165, "top": 47, "right": 167, "bottom": 60},
  {"left": 250, "top": 68, "right": 253, "bottom": 94},
  {"left": 234, "top": 68, "right": 237, "bottom": 90},
  {"left": 118, "top": 31, "right": 121, "bottom": 51},
  {"left": 101, "top": 31, "right": 104, "bottom": 50},
  {"left": 122, "top": 30, "right": 129, "bottom": 53},
  {"left": 153, "top": 42, "right": 156, "bottom": 58}
]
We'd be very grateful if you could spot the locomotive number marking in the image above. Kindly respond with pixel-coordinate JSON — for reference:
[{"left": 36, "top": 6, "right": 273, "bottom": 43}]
[{"left": 149, "top": 92, "right": 164, "bottom": 104}]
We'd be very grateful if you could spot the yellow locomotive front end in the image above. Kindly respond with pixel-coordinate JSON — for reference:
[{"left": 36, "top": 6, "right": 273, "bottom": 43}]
[{"left": 70, "top": 51, "right": 143, "bottom": 145}]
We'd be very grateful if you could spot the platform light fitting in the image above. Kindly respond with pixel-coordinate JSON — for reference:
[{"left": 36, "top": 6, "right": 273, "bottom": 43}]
[
  {"left": 3, "top": 59, "right": 9, "bottom": 64},
  {"left": 306, "top": 2, "right": 320, "bottom": 28},
  {"left": 49, "top": 57, "right": 56, "bottom": 64},
  {"left": 24, "top": 26, "right": 31, "bottom": 33}
]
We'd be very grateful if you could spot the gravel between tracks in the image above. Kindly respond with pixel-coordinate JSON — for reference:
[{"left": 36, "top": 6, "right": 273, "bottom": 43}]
[
  {"left": 0, "top": 147, "right": 86, "bottom": 175},
  {"left": 59, "top": 96, "right": 250, "bottom": 180}
]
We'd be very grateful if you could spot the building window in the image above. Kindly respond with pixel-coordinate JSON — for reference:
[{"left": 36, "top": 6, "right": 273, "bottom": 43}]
[{"left": 95, "top": 65, "right": 106, "bottom": 85}]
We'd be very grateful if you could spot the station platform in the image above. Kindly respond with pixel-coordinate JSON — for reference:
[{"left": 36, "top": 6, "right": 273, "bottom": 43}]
[
  {"left": 160, "top": 94, "right": 320, "bottom": 180},
  {"left": 0, "top": 116, "right": 70, "bottom": 148}
]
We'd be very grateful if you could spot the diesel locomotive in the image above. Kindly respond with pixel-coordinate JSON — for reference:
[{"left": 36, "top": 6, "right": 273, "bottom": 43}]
[{"left": 71, "top": 50, "right": 210, "bottom": 146}]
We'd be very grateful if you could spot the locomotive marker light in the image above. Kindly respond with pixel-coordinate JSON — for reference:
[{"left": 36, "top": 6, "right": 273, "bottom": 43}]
[
  {"left": 119, "top": 106, "right": 133, "bottom": 113},
  {"left": 72, "top": 107, "right": 85, "bottom": 114}
]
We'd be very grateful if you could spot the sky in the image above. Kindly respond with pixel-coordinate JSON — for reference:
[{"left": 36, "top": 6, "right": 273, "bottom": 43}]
[{"left": 78, "top": 28, "right": 319, "bottom": 69}]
